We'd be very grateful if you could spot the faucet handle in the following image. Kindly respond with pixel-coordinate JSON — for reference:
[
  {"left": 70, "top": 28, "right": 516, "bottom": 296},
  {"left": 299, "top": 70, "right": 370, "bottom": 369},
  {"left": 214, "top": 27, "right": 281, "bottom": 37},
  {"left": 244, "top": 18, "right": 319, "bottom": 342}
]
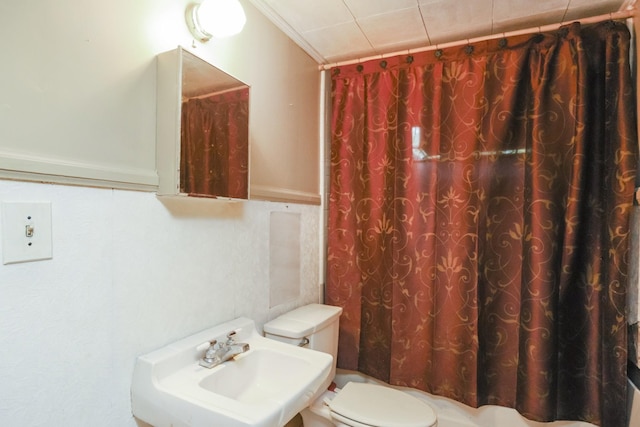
[{"left": 226, "top": 330, "right": 237, "bottom": 345}]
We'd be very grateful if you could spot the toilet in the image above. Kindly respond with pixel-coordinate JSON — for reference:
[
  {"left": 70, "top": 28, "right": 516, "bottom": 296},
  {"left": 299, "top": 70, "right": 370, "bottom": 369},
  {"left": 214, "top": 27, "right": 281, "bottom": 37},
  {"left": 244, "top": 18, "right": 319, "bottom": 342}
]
[{"left": 263, "top": 304, "right": 438, "bottom": 427}]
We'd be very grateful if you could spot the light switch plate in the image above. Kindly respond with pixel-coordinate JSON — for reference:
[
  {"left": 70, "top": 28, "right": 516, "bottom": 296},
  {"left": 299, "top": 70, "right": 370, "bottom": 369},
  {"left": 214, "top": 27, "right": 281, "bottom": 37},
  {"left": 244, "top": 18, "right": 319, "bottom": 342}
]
[{"left": 1, "top": 202, "right": 52, "bottom": 264}]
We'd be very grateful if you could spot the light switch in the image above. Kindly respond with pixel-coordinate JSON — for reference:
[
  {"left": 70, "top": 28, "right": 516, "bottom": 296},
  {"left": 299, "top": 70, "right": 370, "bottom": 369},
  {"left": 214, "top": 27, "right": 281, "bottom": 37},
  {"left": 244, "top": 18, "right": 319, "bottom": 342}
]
[{"left": 2, "top": 202, "right": 52, "bottom": 264}]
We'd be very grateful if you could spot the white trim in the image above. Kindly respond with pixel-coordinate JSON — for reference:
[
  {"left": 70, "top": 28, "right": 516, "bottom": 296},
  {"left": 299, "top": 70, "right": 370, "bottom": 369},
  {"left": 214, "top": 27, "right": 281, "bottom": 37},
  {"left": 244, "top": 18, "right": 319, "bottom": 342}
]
[
  {"left": 250, "top": 184, "right": 321, "bottom": 205},
  {"left": 0, "top": 150, "right": 158, "bottom": 192}
]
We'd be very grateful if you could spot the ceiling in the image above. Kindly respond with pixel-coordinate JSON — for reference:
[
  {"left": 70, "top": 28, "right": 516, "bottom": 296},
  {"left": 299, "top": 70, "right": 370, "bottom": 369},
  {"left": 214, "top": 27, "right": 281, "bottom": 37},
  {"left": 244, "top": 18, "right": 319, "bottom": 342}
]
[{"left": 247, "top": 0, "right": 635, "bottom": 65}]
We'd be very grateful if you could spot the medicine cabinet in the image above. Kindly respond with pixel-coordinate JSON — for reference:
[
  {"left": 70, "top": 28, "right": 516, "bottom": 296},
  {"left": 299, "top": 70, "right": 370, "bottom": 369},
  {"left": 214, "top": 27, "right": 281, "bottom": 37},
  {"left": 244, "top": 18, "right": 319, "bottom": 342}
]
[{"left": 156, "top": 47, "right": 249, "bottom": 200}]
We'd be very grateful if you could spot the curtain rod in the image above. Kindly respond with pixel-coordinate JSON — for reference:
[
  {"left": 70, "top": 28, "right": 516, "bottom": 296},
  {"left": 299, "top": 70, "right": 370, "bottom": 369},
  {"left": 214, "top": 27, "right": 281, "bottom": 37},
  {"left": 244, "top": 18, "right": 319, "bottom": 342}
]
[
  {"left": 186, "top": 85, "right": 246, "bottom": 100},
  {"left": 320, "top": 9, "right": 635, "bottom": 70}
]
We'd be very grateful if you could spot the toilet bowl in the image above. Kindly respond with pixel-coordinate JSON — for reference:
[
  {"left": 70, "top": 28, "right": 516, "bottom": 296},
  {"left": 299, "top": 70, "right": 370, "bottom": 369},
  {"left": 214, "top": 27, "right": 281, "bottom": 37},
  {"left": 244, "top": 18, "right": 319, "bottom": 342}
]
[{"left": 263, "top": 304, "right": 437, "bottom": 427}]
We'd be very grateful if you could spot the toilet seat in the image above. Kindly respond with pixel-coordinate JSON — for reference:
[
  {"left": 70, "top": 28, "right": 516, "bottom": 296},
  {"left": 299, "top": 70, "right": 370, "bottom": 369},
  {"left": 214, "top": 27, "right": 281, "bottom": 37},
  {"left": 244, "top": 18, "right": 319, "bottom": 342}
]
[{"left": 327, "top": 382, "right": 437, "bottom": 427}]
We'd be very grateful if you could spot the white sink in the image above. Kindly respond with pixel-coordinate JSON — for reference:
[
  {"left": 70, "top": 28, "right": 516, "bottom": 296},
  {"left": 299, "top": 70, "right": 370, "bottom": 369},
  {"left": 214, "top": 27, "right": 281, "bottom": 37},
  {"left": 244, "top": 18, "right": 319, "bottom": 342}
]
[{"left": 131, "top": 317, "right": 333, "bottom": 427}]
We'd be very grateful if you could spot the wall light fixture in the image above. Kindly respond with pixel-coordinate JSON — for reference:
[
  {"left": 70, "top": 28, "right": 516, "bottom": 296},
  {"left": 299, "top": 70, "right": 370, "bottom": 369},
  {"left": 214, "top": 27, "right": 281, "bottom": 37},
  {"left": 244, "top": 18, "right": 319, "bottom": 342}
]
[{"left": 186, "top": 0, "right": 246, "bottom": 42}]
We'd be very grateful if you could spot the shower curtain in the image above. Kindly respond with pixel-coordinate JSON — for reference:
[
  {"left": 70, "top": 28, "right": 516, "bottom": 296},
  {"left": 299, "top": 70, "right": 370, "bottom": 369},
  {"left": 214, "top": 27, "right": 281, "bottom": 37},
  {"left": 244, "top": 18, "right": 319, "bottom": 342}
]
[{"left": 326, "top": 21, "right": 637, "bottom": 427}]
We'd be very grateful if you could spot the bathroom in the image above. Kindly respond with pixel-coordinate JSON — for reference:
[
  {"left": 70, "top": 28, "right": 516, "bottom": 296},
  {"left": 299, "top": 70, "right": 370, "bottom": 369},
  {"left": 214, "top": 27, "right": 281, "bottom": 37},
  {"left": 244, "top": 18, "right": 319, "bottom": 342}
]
[{"left": 0, "top": 0, "right": 639, "bottom": 426}]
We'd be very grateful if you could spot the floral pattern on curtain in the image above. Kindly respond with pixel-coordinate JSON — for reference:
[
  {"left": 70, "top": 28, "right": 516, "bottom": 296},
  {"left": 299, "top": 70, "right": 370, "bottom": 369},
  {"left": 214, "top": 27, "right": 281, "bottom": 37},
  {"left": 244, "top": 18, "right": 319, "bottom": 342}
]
[
  {"left": 181, "top": 87, "right": 249, "bottom": 199},
  {"left": 327, "top": 22, "right": 637, "bottom": 426}
]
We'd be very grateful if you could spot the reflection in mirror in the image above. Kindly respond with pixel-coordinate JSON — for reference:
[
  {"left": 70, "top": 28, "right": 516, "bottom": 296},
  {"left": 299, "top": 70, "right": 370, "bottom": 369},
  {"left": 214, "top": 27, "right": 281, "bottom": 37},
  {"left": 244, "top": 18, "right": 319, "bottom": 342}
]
[{"left": 179, "top": 50, "right": 249, "bottom": 199}]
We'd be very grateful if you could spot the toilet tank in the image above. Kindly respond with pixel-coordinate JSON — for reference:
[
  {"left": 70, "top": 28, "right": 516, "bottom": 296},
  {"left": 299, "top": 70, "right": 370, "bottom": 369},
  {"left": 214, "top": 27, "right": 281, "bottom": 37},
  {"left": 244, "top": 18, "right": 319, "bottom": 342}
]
[{"left": 263, "top": 304, "right": 342, "bottom": 378}]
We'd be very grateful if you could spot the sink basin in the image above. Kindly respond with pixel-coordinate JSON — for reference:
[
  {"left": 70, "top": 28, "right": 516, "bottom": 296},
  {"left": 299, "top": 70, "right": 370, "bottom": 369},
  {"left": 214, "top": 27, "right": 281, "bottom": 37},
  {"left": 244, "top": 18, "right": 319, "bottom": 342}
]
[
  {"left": 131, "top": 317, "right": 333, "bottom": 427},
  {"left": 199, "top": 349, "right": 313, "bottom": 403}
]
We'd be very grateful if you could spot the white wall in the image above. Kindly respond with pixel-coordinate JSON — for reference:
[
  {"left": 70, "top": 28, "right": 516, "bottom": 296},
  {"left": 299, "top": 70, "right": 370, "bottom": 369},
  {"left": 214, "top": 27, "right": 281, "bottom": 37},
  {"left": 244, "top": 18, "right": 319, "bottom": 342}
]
[{"left": 0, "top": 0, "right": 322, "bottom": 425}]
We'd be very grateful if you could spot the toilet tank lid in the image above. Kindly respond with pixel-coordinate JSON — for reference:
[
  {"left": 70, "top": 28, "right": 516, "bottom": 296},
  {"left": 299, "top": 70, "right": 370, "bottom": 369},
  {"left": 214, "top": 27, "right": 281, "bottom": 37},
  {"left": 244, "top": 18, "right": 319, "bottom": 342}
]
[{"left": 263, "top": 304, "right": 342, "bottom": 339}]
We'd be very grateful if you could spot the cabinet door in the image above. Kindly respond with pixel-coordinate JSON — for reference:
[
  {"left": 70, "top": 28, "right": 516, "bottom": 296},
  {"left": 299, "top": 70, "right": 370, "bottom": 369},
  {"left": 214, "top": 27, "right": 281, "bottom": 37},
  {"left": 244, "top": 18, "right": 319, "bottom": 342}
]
[{"left": 156, "top": 47, "right": 250, "bottom": 200}]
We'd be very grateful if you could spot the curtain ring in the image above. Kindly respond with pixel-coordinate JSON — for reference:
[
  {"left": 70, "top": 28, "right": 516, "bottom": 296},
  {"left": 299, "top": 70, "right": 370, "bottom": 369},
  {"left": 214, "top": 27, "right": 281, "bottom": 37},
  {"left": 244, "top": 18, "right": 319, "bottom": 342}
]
[
  {"left": 464, "top": 39, "right": 475, "bottom": 55},
  {"left": 380, "top": 60, "right": 388, "bottom": 69},
  {"left": 356, "top": 64, "right": 364, "bottom": 72},
  {"left": 434, "top": 49, "right": 443, "bottom": 58}
]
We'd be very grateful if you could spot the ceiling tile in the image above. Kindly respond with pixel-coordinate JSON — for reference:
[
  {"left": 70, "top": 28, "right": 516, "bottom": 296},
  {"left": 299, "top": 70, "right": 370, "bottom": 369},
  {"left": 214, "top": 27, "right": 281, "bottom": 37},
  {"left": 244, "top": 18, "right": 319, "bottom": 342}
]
[
  {"left": 358, "top": 7, "right": 429, "bottom": 51},
  {"left": 420, "top": 0, "right": 493, "bottom": 38},
  {"left": 491, "top": 14, "right": 566, "bottom": 34},
  {"left": 563, "top": 0, "right": 628, "bottom": 21},
  {"left": 302, "top": 22, "right": 373, "bottom": 63},
  {"left": 418, "top": 0, "right": 492, "bottom": 12},
  {"left": 344, "top": 0, "right": 419, "bottom": 19},
  {"left": 568, "top": 0, "right": 626, "bottom": 7},
  {"left": 428, "top": 23, "right": 495, "bottom": 46},
  {"left": 492, "top": 0, "right": 569, "bottom": 24},
  {"left": 262, "top": 0, "right": 353, "bottom": 32}
]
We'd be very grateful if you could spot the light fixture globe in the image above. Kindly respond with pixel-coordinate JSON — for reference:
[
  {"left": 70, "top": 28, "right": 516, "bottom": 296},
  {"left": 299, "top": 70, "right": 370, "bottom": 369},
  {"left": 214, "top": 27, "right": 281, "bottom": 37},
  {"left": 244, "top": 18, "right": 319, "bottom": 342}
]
[{"left": 186, "top": 0, "right": 247, "bottom": 42}]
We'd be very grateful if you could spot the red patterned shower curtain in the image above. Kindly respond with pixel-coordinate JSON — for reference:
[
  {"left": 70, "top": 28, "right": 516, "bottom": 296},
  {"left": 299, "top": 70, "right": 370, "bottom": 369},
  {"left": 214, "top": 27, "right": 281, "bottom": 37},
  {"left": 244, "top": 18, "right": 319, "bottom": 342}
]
[{"left": 326, "top": 22, "right": 637, "bottom": 426}]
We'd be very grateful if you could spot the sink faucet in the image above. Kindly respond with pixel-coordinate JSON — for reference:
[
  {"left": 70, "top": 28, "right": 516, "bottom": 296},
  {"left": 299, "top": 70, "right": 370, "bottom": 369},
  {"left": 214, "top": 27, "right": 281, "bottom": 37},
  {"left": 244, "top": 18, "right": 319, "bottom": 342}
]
[{"left": 199, "top": 330, "right": 250, "bottom": 369}]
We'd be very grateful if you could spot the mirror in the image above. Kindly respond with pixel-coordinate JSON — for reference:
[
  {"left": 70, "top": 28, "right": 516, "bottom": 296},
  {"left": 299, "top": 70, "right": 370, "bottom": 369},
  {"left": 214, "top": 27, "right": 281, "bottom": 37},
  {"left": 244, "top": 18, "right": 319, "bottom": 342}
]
[
  {"left": 180, "top": 50, "right": 249, "bottom": 199},
  {"left": 156, "top": 47, "right": 250, "bottom": 200}
]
